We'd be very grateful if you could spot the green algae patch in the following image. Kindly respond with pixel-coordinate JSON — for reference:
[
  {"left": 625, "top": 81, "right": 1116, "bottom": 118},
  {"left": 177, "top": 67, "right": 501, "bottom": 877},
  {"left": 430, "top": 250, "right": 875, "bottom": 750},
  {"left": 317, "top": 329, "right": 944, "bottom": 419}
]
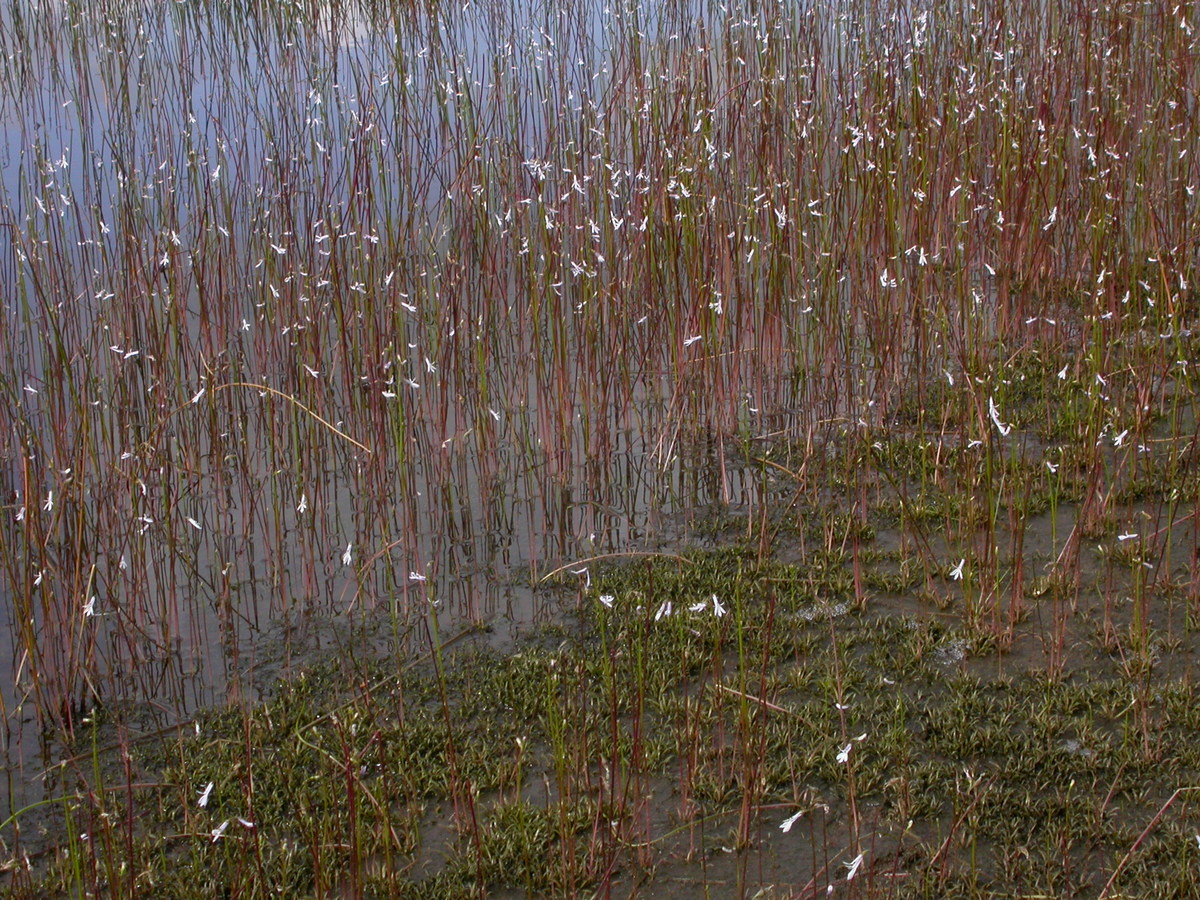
[{"left": 16, "top": 544, "right": 1200, "bottom": 899}]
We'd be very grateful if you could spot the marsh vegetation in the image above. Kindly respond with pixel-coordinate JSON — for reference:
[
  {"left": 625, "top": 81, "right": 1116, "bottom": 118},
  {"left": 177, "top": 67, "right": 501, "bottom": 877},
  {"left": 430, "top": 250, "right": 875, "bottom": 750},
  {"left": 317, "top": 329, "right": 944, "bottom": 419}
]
[{"left": 2, "top": 0, "right": 1200, "bottom": 895}]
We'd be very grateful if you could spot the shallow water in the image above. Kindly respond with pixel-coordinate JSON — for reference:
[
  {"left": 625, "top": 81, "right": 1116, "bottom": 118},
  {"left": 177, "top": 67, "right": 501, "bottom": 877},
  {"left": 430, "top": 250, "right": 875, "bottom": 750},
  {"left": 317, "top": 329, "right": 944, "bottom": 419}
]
[
  {"left": 3, "top": 2, "right": 1197, "bottom": 860},
  {"left": 0, "top": 0, "right": 858, "bottom": 819}
]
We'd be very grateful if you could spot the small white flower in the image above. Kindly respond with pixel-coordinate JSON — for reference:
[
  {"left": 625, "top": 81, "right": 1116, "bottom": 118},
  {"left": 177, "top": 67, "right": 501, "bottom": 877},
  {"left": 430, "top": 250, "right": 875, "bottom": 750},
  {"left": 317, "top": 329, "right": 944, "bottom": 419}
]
[
  {"left": 654, "top": 601, "right": 673, "bottom": 621},
  {"left": 988, "top": 396, "right": 1011, "bottom": 436},
  {"left": 683, "top": 335, "right": 701, "bottom": 347},
  {"left": 190, "top": 387, "right": 205, "bottom": 404},
  {"left": 845, "top": 852, "right": 865, "bottom": 880},
  {"left": 197, "top": 782, "right": 214, "bottom": 808},
  {"left": 408, "top": 571, "right": 426, "bottom": 582},
  {"left": 297, "top": 493, "right": 308, "bottom": 514},
  {"left": 1117, "top": 533, "right": 1138, "bottom": 542},
  {"left": 598, "top": 593, "right": 614, "bottom": 608},
  {"left": 82, "top": 596, "right": 96, "bottom": 617},
  {"left": 342, "top": 543, "right": 353, "bottom": 566},
  {"left": 949, "top": 559, "right": 965, "bottom": 581},
  {"left": 837, "top": 743, "right": 853, "bottom": 764},
  {"left": 711, "top": 594, "right": 726, "bottom": 617},
  {"left": 43, "top": 491, "right": 53, "bottom": 512},
  {"left": 211, "top": 820, "right": 229, "bottom": 842},
  {"left": 186, "top": 516, "right": 201, "bottom": 531},
  {"left": 780, "top": 810, "right": 804, "bottom": 833},
  {"left": 237, "top": 817, "right": 255, "bottom": 829}
]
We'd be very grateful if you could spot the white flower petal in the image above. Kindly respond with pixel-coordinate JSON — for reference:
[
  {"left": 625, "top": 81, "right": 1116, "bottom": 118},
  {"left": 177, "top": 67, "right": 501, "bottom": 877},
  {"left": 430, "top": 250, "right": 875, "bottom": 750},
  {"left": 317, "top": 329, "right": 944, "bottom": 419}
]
[{"left": 846, "top": 852, "right": 864, "bottom": 880}]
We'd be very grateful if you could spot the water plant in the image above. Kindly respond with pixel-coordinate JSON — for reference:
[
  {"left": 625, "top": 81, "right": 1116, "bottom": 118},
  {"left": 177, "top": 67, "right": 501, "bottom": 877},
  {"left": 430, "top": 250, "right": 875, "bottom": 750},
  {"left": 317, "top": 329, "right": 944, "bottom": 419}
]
[{"left": 2, "top": 0, "right": 1200, "bottom": 895}]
